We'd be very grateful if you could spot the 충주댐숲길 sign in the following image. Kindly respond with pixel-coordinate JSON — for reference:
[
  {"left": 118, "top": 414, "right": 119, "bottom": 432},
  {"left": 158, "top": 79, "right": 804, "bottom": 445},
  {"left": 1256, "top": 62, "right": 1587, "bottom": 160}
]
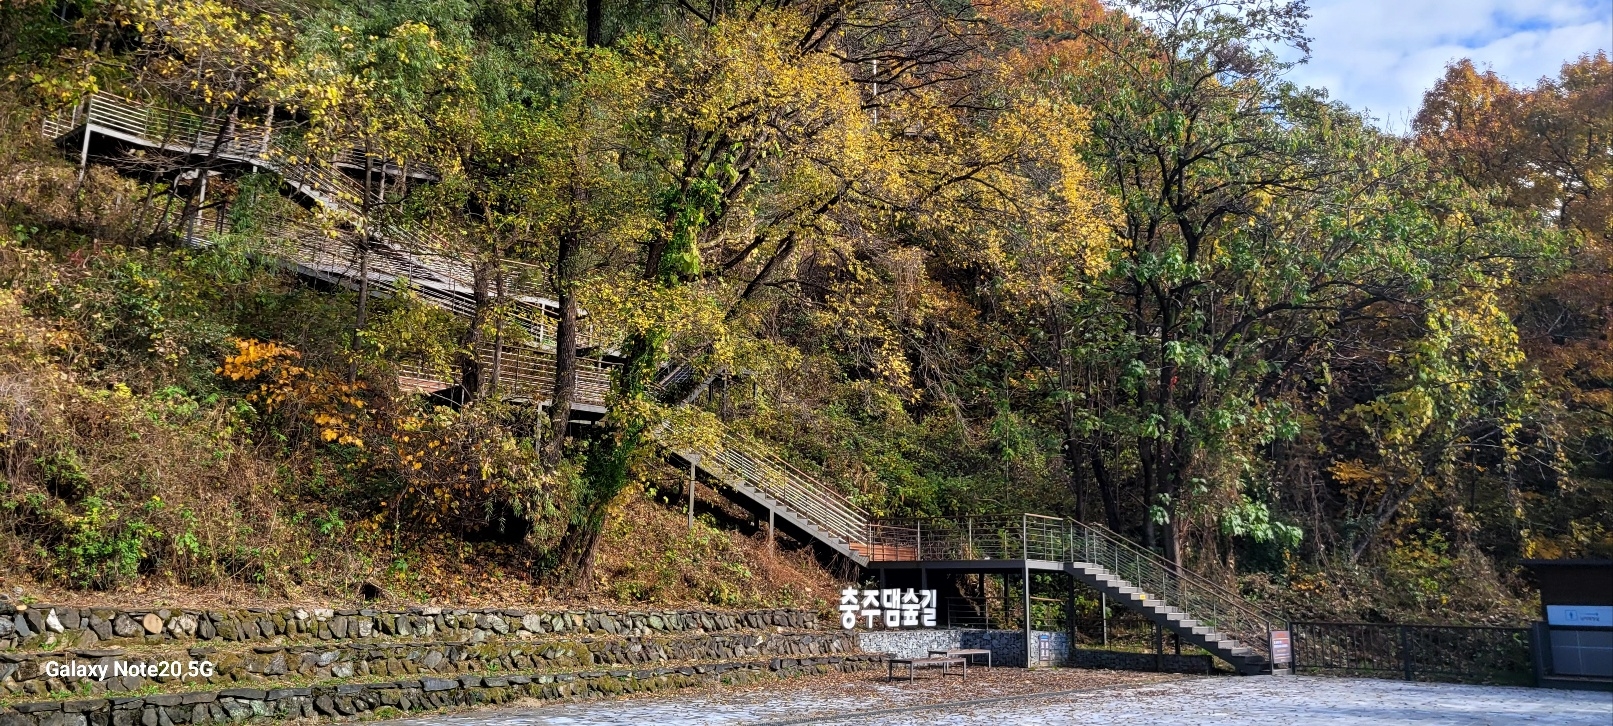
[{"left": 839, "top": 588, "right": 938, "bottom": 629}]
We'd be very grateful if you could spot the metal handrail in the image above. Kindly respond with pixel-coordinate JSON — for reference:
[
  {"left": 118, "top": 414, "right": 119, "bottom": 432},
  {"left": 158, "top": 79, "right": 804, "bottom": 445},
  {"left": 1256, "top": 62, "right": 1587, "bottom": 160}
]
[
  {"left": 1072, "top": 521, "right": 1275, "bottom": 623},
  {"left": 53, "top": 96, "right": 1284, "bottom": 664},
  {"left": 651, "top": 415, "right": 871, "bottom": 546},
  {"left": 1069, "top": 519, "right": 1282, "bottom": 658},
  {"left": 59, "top": 93, "right": 608, "bottom": 350},
  {"left": 866, "top": 513, "right": 1284, "bottom": 661},
  {"left": 53, "top": 92, "right": 880, "bottom": 556}
]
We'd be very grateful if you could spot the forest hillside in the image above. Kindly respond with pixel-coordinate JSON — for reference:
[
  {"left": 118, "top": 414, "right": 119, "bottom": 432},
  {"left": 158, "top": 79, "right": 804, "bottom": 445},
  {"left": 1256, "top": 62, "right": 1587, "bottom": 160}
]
[{"left": 0, "top": 0, "right": 1607, "bottom": 624}]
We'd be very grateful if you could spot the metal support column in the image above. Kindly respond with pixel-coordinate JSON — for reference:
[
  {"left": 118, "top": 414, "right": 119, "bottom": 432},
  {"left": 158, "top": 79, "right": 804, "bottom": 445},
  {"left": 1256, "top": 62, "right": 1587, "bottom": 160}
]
[
  {"left": 767, "top": 508, "right": 775, "bottom": 552},
  {"left": 1022, "top": 514, "right": 1033, "bottom": 667},
  {"left": 1067, "top": 572, "right": 1077, "bottom": 656},
  {"left": 686, "top": 457, "right": 698, "bottom": 531},
  {"left": 1023, "top": 564, "right": 1033, "bottom": 668},
  {"left": 78, "top": 124, "right": 93, "bottom": 182},
  {"left": 1154, "top": 622, "right": 1163, "bottom": 672},
  {"left": 1101, "top": 592, "right": 1108, "bottom": 646},
  {"left": 993, "top": 574, "right": 1006, "bottom": 632}
]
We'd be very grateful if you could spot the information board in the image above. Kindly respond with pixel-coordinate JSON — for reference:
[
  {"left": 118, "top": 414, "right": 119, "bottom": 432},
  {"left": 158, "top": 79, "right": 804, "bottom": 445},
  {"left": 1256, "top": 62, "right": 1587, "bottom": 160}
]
[
  {"left": 1546, "top": 605, "right": 1613, "bottom": 628},
  {"left": 1269, "top": 629, "right": 1292, "bottom": 665}
]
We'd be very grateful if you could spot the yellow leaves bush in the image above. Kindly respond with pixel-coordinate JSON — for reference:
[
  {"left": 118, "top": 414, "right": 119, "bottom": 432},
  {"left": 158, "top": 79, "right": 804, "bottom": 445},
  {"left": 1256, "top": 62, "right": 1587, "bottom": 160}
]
[
  {"left": 374, "top": 404, "right": 562, "bottom": 548},
  {"left": 219, "top": 338, "right": 366, "bottom": 447}
]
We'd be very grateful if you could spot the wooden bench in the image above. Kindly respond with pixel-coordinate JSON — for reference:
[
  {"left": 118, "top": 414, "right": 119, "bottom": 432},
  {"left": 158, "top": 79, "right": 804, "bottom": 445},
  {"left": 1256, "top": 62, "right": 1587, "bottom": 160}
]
[
  {"left": 887, "top": 655, "right": 968, "bottom": 682},
  {"left": 929, "top": 648, "right": 992, "bottom": 670}
]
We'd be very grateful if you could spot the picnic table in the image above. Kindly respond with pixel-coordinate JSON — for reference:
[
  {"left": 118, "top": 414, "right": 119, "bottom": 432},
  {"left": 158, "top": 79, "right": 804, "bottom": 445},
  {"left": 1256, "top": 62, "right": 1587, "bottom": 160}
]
[
  {"left": 887, "top": 655, "right": 968, "bottom": 682},
  {"left": 928, "top": 648, "right": 993, "bottom": 670}
]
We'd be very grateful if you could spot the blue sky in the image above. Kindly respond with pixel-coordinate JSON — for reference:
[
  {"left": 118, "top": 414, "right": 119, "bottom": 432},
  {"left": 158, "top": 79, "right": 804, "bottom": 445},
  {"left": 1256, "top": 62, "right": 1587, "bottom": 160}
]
[{"left": 1279, "top": 0, "right": 1612, "bottom": 130}]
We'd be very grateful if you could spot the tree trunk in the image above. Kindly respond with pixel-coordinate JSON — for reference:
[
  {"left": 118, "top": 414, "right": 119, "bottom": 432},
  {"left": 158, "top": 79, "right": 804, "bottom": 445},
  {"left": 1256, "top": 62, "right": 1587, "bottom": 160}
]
[
  {"left": 457, "top": 261, "right": 493, "bottom": 402},
  {"left": 545, "top": 232, "right": 579, "bottom": 465},
  {"left": 1090, "top": 447, "right": 1123, "bottom": 531},
  {"left": 1162, "top": 435, "right": 1191, "bottom": 568},
  {"left": 491, "top": 275, "right": 505, "bottom": 397},
  {"left": 585, "top": 0, "right": 603, "bottom": 47},
  {"left": 348, "top": 146, "right": 378, "bottom": 383},
  {"left": 1140, "top": 436, "right": 1157, "bottom": 550},
  {"left": 175, "top": 105, "right": 239, "bottom": 246}
]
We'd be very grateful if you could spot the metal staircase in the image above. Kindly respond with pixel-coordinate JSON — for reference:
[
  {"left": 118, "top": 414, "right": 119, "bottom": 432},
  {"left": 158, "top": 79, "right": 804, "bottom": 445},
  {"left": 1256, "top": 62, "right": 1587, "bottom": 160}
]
[
  {"left": 1066, "top": 524, "right": 1284, "bottom": 675},
  {"left": 868, "top": 514, "right": 1287, "bottom": 673},
  {"left": 44, "top": 93, "right": 1286, "bottom": 675}
]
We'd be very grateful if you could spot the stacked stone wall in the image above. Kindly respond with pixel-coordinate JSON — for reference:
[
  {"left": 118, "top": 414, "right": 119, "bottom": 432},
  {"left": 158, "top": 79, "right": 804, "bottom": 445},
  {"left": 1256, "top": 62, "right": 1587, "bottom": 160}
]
[
  {"left": 1, "top": 606, "right": 817, "bottom": 651},
  {"left": 856, "top": 629, "right": 1070, "bottom": 668},
  {"left": 2, "top": 631, "right": 855, "bottom": 697},
  {"left": 0, "top": 655, "right": 887, "bottom": 726}
]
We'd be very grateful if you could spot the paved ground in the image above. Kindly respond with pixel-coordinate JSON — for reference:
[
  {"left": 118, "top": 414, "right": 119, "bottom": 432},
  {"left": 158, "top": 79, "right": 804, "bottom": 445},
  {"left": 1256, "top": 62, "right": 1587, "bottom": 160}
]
[{"left": 379, "top": 672, "right": 1613, "bottom": 725}]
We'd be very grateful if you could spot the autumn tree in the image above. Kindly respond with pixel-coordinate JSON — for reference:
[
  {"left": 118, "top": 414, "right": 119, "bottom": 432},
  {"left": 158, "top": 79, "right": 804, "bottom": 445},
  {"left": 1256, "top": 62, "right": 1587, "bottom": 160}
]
[
  {"left": 287, "top": 0, "right": 469, "bottom": 380},
  {"left": 1031, "top": 0, "right": 1560, "bottom": 571},
  {"left": 1416, "top": 54, "right": 1613, "bottom": 559}
]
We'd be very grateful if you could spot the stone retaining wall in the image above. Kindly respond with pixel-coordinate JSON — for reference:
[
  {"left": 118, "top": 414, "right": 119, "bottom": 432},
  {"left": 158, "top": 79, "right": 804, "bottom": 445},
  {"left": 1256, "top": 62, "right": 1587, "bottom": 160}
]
[
  {"left": 1068, "top": 648, "right": 1213, "bottom": 674},
  {"left": 855, "top": 630, "right": 961, "bottom": 659},
  {"left": 854, "top": 629, "right": 1068, "bottom": 667},
  {"left": 0, "top": 655, "right": 888, "bottom": 726},
  {"left": 2, "top": 631, "right": 855, "bottom": 697},
  {"left": 959, "top": 630, "right": 1069, "bottom": 668},
  {"left": 1, "top": 606, "right": 817, "bottom": 651}
]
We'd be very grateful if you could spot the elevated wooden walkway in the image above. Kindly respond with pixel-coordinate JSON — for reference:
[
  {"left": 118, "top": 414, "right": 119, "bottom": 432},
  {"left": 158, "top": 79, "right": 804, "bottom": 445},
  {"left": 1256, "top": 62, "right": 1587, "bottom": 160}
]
[{"left": 46, "top": 93, "right": 1288, "bottom": 675}]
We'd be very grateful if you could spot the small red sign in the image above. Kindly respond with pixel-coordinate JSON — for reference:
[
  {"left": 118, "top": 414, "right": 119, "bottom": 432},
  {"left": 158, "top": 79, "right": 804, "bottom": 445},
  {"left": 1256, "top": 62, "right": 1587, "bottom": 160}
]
[{"left": 1270, "top": 630, "right": 1292, "bottom": 665}]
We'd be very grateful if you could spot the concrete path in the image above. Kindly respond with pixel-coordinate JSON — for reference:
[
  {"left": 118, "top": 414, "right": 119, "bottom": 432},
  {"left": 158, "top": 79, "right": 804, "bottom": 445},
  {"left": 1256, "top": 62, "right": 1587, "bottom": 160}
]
[{"left": 377, "top": 675, "right": 1613, "bottom": 725}]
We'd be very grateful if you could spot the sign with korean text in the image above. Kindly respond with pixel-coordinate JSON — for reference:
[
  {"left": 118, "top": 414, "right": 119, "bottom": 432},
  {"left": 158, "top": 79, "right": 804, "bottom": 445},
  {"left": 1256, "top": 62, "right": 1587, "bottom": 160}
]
[
  {"left": 1269, "top": 630, "right": 1291, "bottom": 665},
  {"left": 839, "top": 588, "right": 938, "bottom": 629},
  {"left": 1547, "top": 605, "right": 1613, "bottom": 628}
]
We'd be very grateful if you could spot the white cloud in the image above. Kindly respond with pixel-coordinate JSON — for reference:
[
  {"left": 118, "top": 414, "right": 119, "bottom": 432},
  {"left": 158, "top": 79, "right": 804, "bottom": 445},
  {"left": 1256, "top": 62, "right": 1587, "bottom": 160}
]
[{"left": 1279, "top": 0, "right": 1612, "bottom": 130}]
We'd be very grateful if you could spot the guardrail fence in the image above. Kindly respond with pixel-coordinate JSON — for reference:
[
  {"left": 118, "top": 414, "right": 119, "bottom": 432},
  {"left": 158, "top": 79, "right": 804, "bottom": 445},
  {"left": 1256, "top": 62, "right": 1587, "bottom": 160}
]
[{"left": 1292, "top": 621, "right": 1534, "bottom": 685}]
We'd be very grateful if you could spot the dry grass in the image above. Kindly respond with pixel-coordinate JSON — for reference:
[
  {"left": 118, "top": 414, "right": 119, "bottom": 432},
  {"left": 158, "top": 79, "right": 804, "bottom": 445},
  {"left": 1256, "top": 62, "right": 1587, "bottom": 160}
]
[{"left": 0, "top": 102, "right": 856, "bottom": 615}]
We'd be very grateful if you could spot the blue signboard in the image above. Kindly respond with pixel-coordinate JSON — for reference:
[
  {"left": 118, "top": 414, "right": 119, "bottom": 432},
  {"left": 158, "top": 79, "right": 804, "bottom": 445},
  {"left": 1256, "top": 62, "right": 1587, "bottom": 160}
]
[{"left": 1546, "top": 605, "right": 1613, "bottom": 628}]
